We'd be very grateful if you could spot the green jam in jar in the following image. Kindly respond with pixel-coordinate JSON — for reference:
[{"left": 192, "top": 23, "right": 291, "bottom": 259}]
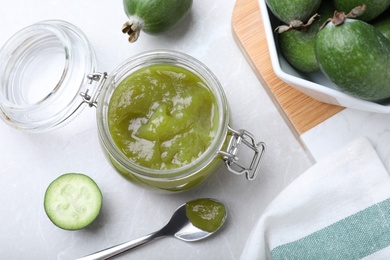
[
  {"left": 108, "top": 64, "right": 219, "bottom": 170},
  {"left": 185, "top": 198, "right": 227, "bottom": 232}
]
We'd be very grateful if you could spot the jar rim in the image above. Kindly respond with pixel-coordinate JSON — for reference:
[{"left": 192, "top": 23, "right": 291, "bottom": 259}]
[
  {"left": 96, "top": 50, "right": 229, "bottom": 181},
  {"left": 0, "top": 20, "right": 97, "bottom": 132}
]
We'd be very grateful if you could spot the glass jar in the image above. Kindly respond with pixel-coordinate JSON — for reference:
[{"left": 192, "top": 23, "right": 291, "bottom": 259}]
[
  {"left": 0, "top": 20, "right": 96, "bottom": 132},
  {"left": 0, "top": 20, "right": 265, "bottom": 192}
]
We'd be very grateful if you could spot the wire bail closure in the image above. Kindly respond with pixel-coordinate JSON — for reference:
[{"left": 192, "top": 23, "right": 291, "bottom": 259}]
[
  {"left": 80, "top": 72, "right": 108, "bottom": 108},
  {"left": 219, "top": 126, "right": 266, "bottom": 180}
]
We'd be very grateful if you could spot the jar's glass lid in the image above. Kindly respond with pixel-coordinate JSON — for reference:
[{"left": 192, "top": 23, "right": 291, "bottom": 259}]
[{"left": 0, "top": 20, "right": 97, "bottom": 133}]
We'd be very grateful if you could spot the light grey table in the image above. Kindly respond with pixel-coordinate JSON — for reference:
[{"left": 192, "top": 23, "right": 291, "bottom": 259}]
[{"left": 0, "top": 1, "right": 311, "bottom": 259}]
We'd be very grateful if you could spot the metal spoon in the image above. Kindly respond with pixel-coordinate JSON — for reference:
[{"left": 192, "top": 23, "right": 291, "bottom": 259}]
[{"left": 77, "top": 200, "right": 227, "bottom": 260}]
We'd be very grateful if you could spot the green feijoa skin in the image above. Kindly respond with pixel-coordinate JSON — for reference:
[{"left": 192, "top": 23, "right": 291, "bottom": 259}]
[
  {"left": 266, "top": 0, "right": 321, "bottom": 25},
  {"left": 333, "top": 0, "right": 390, "bottom": 21},
  {"left": 316, "top": 17, "right": 390, "bottom": 101},
  {"left": 372, "top": 8, "right": 390, "bottom": 41},
  {"left": 278, "top": 1, "right": 335, "bottom": 73},
  {"left": 122, "top": 0, "right": 193, "bottom": 42}
]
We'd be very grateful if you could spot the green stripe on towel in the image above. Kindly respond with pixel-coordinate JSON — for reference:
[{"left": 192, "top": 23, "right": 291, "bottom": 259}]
[{"left": 271, "top": 198, "right": 390, "bottom": 259}]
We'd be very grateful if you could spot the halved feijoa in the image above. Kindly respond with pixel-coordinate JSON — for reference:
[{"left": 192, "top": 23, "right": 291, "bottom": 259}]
[{"left": 44, "top": 173, "right": 103, "bottom": 230}]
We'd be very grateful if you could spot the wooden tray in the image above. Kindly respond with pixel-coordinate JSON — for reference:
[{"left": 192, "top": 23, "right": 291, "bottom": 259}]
[{"left": 231, "top": 0, "right": 344, "bottom": 136}]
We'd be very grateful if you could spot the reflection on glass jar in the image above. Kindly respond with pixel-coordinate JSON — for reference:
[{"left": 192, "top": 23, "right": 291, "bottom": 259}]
[{"left": 0, "top": 20, "right": 96, "bottom": 132}]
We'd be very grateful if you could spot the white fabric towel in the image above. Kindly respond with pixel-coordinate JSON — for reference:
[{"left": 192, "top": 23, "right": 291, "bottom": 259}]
[{"left": 241, "top": 137, "right": 390, "bottom": 260}]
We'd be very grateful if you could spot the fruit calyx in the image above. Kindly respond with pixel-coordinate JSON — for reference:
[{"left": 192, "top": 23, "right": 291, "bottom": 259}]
[
  {"left": 122, "top": 17, "right": 144, "bottom": 43},
  {"left": 275, "top": 13, "right": 320, "bottom": 33},
  {"left": 319, "top": 4, "right": 366, "bottom": 30}
]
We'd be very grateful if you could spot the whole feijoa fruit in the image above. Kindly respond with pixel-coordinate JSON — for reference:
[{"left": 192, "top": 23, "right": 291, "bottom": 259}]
[
  {"left": 315, "top": 8, "right": 390, "bottom": 101},
  {"left": 122, "top": 0, "right": 193, "bottom": 42},
  {"left": 333, "top": 0, "right": 390, "bottom": 21},
  {"left": 372, "top": 8, "right": 390, "bottom": 41},
  {"left": 266, "top": 0, "right": 321, "bottom": 27},
  {"left": 278, "top": 1, "right": 335, "bottom": 73}
]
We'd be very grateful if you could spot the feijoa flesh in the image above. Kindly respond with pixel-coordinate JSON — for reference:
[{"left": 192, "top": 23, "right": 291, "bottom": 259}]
[
  {"left": 44, "top": 173, "right": 103, "bottom": 230},
  {"left": 266, "top": 0, "right": 321, "bottom": 30},
  {"left": 315, "top": 10, "right": 390, "bottom": 101},
  {"left": 278, "top": 1, "right": 335, "bottom": 73},
  {"left": 122, "top": 0, "right": 193, "bottom": 42},
  {"left": 333, "top": 0, "right": 390, "bottom": 21}
]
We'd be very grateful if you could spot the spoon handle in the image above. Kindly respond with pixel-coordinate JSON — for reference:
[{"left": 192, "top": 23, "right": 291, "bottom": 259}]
[{"left": 77, "top": 231, "right": 162, "bottom": 260}]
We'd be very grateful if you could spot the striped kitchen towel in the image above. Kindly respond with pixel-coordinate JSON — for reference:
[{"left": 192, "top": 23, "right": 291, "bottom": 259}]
[{"left": 241, "top": 137, "right": 390, "bottom": 259}]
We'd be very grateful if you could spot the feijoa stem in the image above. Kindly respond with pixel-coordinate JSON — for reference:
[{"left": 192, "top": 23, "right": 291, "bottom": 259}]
[
  {"left": 275, "top": 13, "right": 320, "bottom": 33},
  {"left": 319, "top": 4, "right": 367, "bottom": 30}
]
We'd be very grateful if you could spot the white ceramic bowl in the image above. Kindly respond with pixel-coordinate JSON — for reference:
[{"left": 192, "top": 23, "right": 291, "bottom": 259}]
[{"left": 259, "top": 0, "right": 390, "bottom": 113}]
